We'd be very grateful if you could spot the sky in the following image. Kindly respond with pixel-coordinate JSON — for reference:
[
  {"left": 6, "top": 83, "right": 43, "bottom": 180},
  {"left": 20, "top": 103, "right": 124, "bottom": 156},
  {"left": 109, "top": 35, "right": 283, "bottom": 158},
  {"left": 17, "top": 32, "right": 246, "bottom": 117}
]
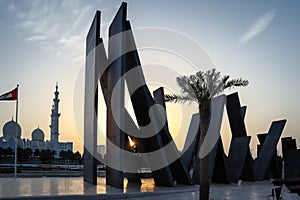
[{"left": 0, "top": 0, "right": 299, "bottom": 156}]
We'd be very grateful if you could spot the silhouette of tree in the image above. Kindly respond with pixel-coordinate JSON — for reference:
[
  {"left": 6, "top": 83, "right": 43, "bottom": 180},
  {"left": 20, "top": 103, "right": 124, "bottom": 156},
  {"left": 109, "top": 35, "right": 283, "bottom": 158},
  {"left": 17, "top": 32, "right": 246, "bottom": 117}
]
[
  {"left": 17, "top": 148, "right": 24, "bottom": 163},
  {"left": 0, "top": 147, "right": 3, "bottom": 158},
  {"left": 165, "top": 69, "right": 248, "bottom": 200},
  {"left": 59, "top": 150, "right": 68, "bottom": 160},
  {"left": 74, "top": 151, "right": 82, "bottom": 163},
  {"left": 40, "top": 150, "right": 54, "bottom": 163},
  {"left": 4, "top": 147, "right": 14, "bottom": 157},
  {"left": 24, "top": 148, "right": 33, "bottom": 160},
  {"left": 34, "top": 149, "right": 40, "bottom": 158}
]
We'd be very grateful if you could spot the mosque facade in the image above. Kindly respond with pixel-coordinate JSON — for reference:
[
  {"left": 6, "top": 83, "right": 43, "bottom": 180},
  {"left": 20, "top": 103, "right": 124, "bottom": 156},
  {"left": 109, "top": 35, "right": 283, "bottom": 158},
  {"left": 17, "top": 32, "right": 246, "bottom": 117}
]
[{"left": 0, "top": 84, "right": 73, "bottom": 158}]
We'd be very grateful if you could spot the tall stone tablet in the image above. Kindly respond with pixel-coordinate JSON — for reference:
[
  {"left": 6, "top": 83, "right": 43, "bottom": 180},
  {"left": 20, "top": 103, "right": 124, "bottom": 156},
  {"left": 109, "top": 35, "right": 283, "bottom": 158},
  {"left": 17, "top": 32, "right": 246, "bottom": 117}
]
[
  {"left": 84, "top": 10, "right": 101, "bottom": 185},
  {"left": 105, "top": 2, "right": 128, "bottom": 188},
  {"left": 124, "top": 22, "right": 175, "bottom": 186},
  {"left": 181, "top": 113, "right": 200, "bottom": 172},
  {"left": 226, "top": 92, "right": 255, "bottom": 181},
  {"left": 254, "top": 120, "right": 286, "bottom": 180},
  {"left": 227, "top": 136, "right": 251, "bottom": 183},
  {"left": 211, "top": 138, "right": 229, "bottom": 184},
  {"left": 153, "top": 87, "right": 193, "bottom": 185},
  {"left": 240, "top": 106, "right": 247, "bottom": 120},
  {"left": 257, "top": 133, "right": 281, "bottom": 179},
  {"left": 281, "top": 137, "right": 297, "bottom": 161},
  {"left": 192, "top": 95, "right": 226, "bottom": 184},
  {"left": 226, "top": 92, "right": 247, "bottom": 137},
  {"left": 285, "top": 149, "right": 300, "bottom": 178}
]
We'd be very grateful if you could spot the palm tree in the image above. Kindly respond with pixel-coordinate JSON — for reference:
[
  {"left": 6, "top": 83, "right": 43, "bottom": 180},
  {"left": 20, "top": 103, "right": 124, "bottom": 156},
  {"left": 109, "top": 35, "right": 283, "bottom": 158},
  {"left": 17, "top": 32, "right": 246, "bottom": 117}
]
[{"left": 165, "top": 69, "right": 248, "bottom": 200}]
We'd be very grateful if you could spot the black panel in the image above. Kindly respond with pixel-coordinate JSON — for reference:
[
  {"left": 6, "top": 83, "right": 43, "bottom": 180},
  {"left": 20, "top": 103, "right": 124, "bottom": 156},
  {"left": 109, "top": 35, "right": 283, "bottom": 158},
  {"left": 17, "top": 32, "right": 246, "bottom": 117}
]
[
  {"left": 83, "top": 10, "right": 101, "bottom": 185},
  {"left": 124, "top": 22, "right": 174, "bottom": 186},
  {"left": 227, "top": 136, "right": 251, "bottom": 183},
  {"left": 254, "top": 120, "right": 286, "bottom": 180},
  {"left": 153, "top": 87, "right": 193, "bottom": 185},
  {"left": 105, "top": 2, "right": 128, "bottom": 188}
]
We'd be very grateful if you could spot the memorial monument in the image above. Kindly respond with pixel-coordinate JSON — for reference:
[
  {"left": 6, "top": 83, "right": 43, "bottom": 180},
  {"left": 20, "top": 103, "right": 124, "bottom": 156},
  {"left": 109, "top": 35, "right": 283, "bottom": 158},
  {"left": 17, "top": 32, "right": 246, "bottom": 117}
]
[{"left": 83, "top": 2, "right": 291, "bottom": 190}]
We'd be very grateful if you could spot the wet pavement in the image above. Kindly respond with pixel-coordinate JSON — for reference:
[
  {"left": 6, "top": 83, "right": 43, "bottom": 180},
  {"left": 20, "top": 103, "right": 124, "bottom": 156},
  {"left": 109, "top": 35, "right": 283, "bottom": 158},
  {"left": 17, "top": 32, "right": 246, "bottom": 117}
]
[{"left": 0, "top": 177, "right": 298, "bottom": 200}]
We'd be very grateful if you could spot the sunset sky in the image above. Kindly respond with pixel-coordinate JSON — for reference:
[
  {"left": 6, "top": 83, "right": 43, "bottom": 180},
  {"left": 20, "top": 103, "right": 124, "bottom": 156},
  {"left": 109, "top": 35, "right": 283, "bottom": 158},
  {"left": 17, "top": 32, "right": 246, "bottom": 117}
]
[{"left": 0, "top": 0, "right": 299, "bottom": 156}]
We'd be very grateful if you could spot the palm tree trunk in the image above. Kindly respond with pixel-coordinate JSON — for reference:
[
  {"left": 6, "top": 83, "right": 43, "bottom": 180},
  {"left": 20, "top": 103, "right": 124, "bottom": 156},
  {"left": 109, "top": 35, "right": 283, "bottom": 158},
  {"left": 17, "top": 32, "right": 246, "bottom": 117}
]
[{"left": 199, "top": 100, "right": 211, "bottom": 200}]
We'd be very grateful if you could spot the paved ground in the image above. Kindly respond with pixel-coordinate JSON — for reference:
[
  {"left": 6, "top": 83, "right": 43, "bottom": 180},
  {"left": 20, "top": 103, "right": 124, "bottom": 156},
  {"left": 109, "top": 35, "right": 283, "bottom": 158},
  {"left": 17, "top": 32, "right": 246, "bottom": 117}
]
[{"left": 0, "top": 177, "right": 298, "bottom": 200}]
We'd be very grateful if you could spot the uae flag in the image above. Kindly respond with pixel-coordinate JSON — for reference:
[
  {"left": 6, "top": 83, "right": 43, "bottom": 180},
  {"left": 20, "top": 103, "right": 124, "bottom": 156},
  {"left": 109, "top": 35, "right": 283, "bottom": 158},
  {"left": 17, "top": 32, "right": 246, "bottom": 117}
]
[{"left": 0, "top": 87, "right": 18, "bottom": 101}]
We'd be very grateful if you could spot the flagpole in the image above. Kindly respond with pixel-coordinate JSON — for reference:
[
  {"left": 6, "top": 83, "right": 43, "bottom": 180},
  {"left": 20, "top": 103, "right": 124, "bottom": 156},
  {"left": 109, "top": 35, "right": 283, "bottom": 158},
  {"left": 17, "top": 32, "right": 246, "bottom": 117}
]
[{"left": 14, "top": 84, "right": 19, "bottom": 178}]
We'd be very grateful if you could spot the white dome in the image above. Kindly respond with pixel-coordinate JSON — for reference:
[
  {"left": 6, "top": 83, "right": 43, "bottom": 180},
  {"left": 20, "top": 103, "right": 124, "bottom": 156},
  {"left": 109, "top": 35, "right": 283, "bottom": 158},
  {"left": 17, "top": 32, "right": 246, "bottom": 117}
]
[
  {"left": 32, "top": 128, "right": 44, "bottom": 141},
  {"left": 3, "top": 120, "right": 21, "bottom": 138}
]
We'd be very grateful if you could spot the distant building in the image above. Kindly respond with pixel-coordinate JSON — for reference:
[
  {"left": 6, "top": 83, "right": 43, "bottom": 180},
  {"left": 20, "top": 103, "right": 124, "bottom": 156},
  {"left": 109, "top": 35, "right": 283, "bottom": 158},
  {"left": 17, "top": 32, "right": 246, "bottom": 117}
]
[
  {"left": 0, "top": 84, "right": 73, "bottom": 158},
  {"left": 48, "top": 84, "right": 73, "bottom": 157}
]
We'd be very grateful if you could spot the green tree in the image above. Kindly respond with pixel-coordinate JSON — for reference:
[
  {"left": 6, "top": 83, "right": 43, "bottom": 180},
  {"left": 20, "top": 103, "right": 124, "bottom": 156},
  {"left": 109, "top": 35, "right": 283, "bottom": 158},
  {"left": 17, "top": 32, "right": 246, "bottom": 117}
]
[{"left": 165, "top": 69, "right": 248, "bottom": 200}]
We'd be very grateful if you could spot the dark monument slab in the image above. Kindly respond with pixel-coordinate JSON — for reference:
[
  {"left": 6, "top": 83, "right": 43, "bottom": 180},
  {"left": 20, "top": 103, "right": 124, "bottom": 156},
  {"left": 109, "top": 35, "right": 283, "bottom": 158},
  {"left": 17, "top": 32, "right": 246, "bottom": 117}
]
[
  {"left": 281, "top": 137, "right": 297, "bottom": 161},
  {"left": 240, "top": 106, "right": 247, "bottom": 120},
  {"left": 153, "top": 87, "right": 169, "bottom": 131},
  {"left": 227, "top": 136, "right": 251, "bottom": 183},
  {"left": 104, "top": 3, "right": 128, "bottom": 188},
  {"left": 285, "top": 149, "right": 300, "bottom": 178},
  {"left": 226, "top": 92, "right": 255, "bottom": 181},
  {"left": 181, "top": 113, "right": 200, "bottom": 172},
  {"left": 124, "top": 21, "right": 174, "bottom": 186},
  {"left": 257, "top": 133, "right": 267, "bottom": 156},
  {"left": 281, "top": 137, "right": 299, "bottom": 179},
  {"left": 211, "top": 138, "right": 229, "bottom": 183},
  {"left": 257, "top": 133, "right": 267, "bottom": 145},
  {"left": 192, "top": 95, "right": 226, "bottom": 184},
  {"left": 153, "top": 87, "right": 193, "bottom": 185},
  {"left": 124, "top": 135, "right": 142, "bottom": 184},
  {"left": 95, "top": 26, "right": 142, "bottom": 186},
  {"left": 254, "top": 120, "right": 287, "bottom": 180},
  {"left": 226, "top": 92, "right": 248, "bottom": 137},
  {"left": 257, "top": 133, "right": 281, "bottom": 179},
  {"left": 239, "top": 154, "right": 255, "bottom": 181},
  {"left": 122, "top": 109, "right": 144, "bottom": 184},
  {"left": 84, "top": 10, "right": 101, "bottom": 185}
]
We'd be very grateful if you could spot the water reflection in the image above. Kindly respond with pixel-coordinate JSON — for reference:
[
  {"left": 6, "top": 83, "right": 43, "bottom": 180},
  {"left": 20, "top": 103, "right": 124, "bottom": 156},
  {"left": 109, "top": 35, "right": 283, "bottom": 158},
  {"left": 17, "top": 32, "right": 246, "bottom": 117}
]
[
  {"left": 140, "top": 178, "right": 155, "bottom": 192},
  {"left": 0, "top": 177, "right": 273, "bottom": 199},
  {"left": 0, "top": 177, "right": 158, "bottom": 198}
]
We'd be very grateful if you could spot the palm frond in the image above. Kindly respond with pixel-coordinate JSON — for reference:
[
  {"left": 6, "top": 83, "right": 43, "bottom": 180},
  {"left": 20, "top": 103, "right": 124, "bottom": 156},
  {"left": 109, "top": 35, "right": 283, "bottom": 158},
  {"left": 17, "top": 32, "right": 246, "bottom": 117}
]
[
  {"left": 164, "top": 94, "right": 196, "bottom": 104},
  {"left": 176, "top": 76, "right": 194, "bottom": 94},
  {"left": 225, "top": 78, "right": 249, "bottom": 89},
  {"left": 210, "top": 75, "right": 230, "bottom": 97},
  {"left": 165, "top": 69, "right": 249, "bottom": 105}
]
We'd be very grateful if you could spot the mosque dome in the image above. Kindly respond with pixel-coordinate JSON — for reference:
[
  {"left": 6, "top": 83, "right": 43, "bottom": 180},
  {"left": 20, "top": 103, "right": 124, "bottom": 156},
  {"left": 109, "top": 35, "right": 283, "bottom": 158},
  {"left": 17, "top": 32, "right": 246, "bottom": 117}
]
[
  {"left": 32, "top": 127, "right": 44, "bottom": 141},
  {"left": 3, "top": 119, "right": 21, "bottom": 139}
]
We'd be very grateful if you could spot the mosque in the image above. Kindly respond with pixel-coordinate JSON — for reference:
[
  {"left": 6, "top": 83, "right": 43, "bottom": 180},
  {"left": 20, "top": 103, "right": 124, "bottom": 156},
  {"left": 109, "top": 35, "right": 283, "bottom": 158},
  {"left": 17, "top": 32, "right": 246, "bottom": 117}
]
[{"left": 0, "top": 84, "right": 73, "bottom": 158}]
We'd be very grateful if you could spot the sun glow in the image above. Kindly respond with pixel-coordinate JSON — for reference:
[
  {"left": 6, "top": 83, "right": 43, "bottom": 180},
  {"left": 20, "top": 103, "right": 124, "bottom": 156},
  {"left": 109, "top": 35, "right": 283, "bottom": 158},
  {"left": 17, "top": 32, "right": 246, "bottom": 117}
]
[{"left": 128, "top": 136, "right": 135, "bottom": 147}]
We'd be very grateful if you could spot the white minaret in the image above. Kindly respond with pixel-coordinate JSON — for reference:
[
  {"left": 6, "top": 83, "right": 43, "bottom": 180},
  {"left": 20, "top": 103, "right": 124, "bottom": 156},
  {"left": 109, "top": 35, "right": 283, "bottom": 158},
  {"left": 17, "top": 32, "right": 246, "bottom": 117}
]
[{"left": 50, "top": 83, "right": 60, "bottom": 142}]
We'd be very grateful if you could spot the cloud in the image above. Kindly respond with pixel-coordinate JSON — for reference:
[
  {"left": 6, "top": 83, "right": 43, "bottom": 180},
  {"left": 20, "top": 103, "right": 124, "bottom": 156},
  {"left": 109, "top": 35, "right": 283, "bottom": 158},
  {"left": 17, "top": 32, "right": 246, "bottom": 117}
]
[
  {"left": 26, "top": 35, "right": 46, "bottom": 42},
  {"left": 8, "top": 1, "right": 105, "bottom": 63},
  {"left": 239, "top": 10, "right": 276, "bottom": 45}
]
